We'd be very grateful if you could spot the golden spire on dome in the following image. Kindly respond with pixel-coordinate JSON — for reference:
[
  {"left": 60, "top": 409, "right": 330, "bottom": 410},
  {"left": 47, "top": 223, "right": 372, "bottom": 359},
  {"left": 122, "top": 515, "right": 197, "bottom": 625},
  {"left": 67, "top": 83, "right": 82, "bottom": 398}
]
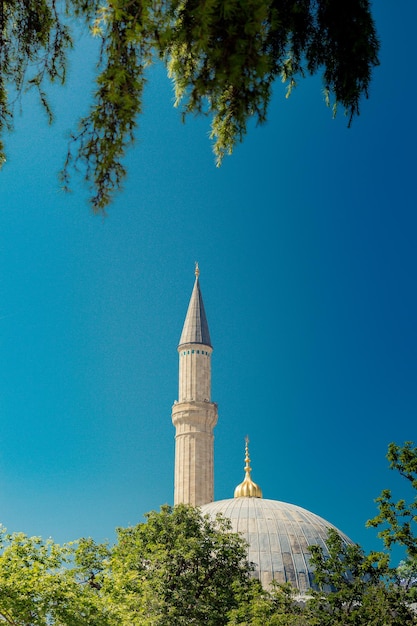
[
  {"left": 234, "top": 436, "right": 263, "bottom": 499},
  {"left": 195, "top": 261, "right": 200, "bottom": 278}
]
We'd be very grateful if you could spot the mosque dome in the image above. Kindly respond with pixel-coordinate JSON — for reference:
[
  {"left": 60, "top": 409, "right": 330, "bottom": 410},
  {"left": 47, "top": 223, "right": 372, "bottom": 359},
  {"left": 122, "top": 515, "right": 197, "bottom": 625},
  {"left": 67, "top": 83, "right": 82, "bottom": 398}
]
[
  {"left": 201, "top": 440, "right": 354, "bottom": 592},
  {"left": 201, "top": 496, "right": 353, "bottom": 591}
]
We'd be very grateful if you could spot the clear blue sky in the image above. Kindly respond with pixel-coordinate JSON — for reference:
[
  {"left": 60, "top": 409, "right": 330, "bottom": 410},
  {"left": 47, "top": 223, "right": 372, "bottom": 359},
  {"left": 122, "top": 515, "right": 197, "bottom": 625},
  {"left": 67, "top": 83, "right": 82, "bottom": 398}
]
[{"left": 0, "top": 4, "right": 415, "bottom": 562}]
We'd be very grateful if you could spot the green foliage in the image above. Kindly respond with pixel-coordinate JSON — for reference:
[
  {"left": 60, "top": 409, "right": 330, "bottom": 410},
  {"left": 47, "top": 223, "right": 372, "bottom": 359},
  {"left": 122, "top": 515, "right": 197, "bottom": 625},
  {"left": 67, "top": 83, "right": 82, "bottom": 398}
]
[
  {"left": 306, "top": 528, "right": 416, "bottom": 626},
  {"left": 0, "top": 0, "right": 379, "bottom": 210},
  {"left": 0, "top": 527, "right": 113, "bottom": 625},
  {"left": 367, "top": 441, "right": 417, "bottom": 558},
  {"left": 106, "top": 504, "right": 253, "bottom": 624},
  {"left": 164, "top": 0, "right": 379, "bottom": 167},
  {"left": 228, "top": 581, "right": 306, "bottom": 625},
  {"left": 0, "top": 508, "right": 252, "bottom": 625},
  {"left": 1, "top": 502, "right": 416, "bottom": 626},
  {"left": 397, "top": 558, "right": 417, "bottom": 601},
  {"left": 307, "top": 583, "right": 416, "bottom": 626},
  {"left": 308, "top": 528, "right": 389, "bottom": 593},
  {"left": 61, "top": 0, "right": 157, "bottom": 210},
  {"left": 0, "top": 0, "right": 71, "bottom": 166},
  {"left": 225, "top": 528, "right": 417, "bottom": 625},
  {"left": 0, "top": 507, "right": 253, "bottom": 625}
]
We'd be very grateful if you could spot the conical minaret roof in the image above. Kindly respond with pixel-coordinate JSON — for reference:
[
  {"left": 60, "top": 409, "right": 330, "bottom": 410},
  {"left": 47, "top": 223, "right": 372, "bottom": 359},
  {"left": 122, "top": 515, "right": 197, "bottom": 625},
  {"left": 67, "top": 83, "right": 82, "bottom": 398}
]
[{"left": 179, "top": 263, "right": 212, "bottom": 348}]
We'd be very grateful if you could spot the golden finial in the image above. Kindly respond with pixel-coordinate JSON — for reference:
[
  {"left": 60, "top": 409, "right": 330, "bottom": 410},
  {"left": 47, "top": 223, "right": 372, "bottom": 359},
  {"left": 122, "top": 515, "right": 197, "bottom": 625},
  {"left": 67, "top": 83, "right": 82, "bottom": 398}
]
[
  {"left": 244, "top": 435, "right": 251, "bottom": 472},
  {"left": 195, "top": 261, "right": 200, "bottom": 278},
  {"left": 234, "top": 437, "right": 263, "bottom": 499}
]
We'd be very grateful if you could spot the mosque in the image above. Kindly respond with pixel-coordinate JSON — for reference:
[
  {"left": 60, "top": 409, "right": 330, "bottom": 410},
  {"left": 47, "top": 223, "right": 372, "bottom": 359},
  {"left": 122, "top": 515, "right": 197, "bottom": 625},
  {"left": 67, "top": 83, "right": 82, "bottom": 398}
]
[{"left": 171, "top": 265, "right": 354, "bottom": 592}]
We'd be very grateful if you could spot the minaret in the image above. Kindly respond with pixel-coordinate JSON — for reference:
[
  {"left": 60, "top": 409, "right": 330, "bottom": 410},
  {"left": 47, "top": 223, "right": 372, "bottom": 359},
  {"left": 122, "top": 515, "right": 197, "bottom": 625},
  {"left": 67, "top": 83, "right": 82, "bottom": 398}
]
[{"left": 172, "top": 264, "right": 218, "bottom": 506}]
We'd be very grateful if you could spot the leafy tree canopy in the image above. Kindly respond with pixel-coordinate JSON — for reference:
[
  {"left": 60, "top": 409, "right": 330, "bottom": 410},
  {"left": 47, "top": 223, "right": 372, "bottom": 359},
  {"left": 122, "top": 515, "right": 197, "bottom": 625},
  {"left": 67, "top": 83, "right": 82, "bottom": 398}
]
[
  {"left": 228, "top": 581, "right": 306, "bottom": 626},
  {"left": 367, "top": 441, "right": 417, "bottom": 560},
  {"left": 0, "top": 506, "right": 254, "bottom": 625},
  {"left": 105, "top": 504, "right": 254, "bottom": 625},
  {"left": 1, "top": 499, "right": 417, "bottom": 626},
  {"left": 0, "top": 527, "right": 113, "bottom": 625},
  {"left": 228, "top": 527, "right": 417, "bottom": 626},
  {"left": 0, "top": 0, "right": 379, "bottom": 210},
  {"left": 397, "top": 558, "right": 417, "bottom": 602},
  {"left": 305, "top": 528, "right": 416, "bottom": 626}
]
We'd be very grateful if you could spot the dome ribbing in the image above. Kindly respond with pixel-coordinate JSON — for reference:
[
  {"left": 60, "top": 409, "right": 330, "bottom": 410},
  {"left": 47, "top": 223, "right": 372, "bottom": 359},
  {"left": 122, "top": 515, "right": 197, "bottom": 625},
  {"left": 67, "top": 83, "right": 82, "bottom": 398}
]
[{"left": 202, "top": 497, "right": 354, "bottom": 591}]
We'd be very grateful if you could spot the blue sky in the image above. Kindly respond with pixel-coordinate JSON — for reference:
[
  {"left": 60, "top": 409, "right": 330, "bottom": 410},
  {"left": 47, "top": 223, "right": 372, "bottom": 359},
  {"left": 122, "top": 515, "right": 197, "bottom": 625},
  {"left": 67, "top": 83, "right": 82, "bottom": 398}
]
[{"left": 0, "top": 3, "right": 415, "bottom": 562}]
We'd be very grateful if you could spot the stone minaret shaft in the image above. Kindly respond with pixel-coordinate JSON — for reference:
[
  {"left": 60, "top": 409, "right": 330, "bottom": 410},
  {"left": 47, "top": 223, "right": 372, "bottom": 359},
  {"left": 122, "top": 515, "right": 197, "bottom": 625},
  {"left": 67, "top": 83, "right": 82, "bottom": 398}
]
[{"left": 172, "top": 264, "right": 218, "bottom": 506}]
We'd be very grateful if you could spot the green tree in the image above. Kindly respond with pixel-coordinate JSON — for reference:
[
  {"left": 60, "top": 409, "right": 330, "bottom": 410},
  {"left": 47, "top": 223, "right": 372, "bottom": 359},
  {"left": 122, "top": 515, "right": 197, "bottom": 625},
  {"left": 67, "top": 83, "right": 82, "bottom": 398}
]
[
  {"left": 0, "top": 507, "right": 254, "bottom": 625},
  {"left": 367, "top": 441, "right": 417, "bottom": 559},
  {"left": 1, "top": 0, "right": 379, "bottom": 210},
  {"left": 228, "top": 581, "right": 307, "bottom": 625},
  {"left": 305, "top": 528, "right": 416, "bottom": 626},
  {"left": 0, "top": 527, "right": 113, "bottom": 625},
  {"left": 103, "top": 504, "right": 254, "bottom": 625},
  {"left": 0, "top": 0, "right": 71, "bottom": 161},
  {"left": 397, "top": 558, "right": 417, "bottom": 602}
]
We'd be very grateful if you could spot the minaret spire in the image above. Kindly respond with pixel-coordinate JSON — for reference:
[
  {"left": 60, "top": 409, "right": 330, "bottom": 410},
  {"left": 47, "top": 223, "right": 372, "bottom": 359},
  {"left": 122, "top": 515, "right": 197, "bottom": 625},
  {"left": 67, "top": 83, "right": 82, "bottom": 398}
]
[
  {"left": 178, "top": 263, "right": 211, "bottom": 348},
  {"left": 172, "top": 266, "right": 218, "bottom": 506}
]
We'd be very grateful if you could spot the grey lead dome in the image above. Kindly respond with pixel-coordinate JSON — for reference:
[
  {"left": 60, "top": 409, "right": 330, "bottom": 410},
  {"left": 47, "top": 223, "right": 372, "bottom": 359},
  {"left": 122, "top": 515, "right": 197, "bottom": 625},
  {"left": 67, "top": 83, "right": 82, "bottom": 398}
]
[{"left": 201, "top": 497, "right": 354, "bottom": 591}]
